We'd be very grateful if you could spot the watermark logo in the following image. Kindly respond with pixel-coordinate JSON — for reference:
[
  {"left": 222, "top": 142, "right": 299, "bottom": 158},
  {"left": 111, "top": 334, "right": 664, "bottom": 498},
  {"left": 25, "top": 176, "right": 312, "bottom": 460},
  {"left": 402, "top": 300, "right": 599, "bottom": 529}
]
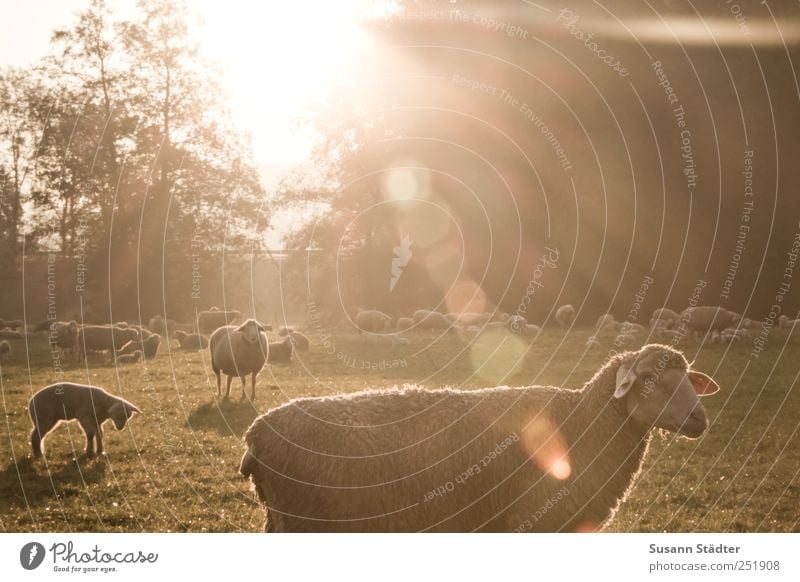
[
  {"left": 389, "top": 234, "right": 413, "bottom": 292},
  {"left": 20, "top": 542, "right": 46, "bottom": 570}
]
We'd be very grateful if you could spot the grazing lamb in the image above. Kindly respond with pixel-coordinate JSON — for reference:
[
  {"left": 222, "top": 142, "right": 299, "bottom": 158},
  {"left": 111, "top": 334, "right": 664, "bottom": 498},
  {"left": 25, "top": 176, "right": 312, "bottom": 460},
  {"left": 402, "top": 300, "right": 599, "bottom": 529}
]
[
  {"left": 0, "top": 340, "right": 10, "bottom": 363},
  {"left": 355, "top": 310, "right": 392, "bottom": 333},
  {"left": 240, "top": 344, "right": 719, "bottom": 532},
  {"left": 77, "top": 324, "right": 140, "bottom": 358},
  {"left": 555, "top": 304, "right": 576, "bottom": 329},
  {"left": 679, "top": 306, "right": 741, "bottom": 342},
  {"left": 29, "top": 383, "right": 142, "bottom": 458},
  {"left": 174, "top": 330, "right": 209, "bottom": 350},
  {"left": 197, "top": 309, "right": 242, "bottom": 335},
  {"left": 210, "top": 319, "right": 270, "bottom": 400},
  {"left": 117, "top": 350, "right": 142, "bottom": 364},
  {"left": 268, "top": 337, "right": 294, "bottom": 364}
]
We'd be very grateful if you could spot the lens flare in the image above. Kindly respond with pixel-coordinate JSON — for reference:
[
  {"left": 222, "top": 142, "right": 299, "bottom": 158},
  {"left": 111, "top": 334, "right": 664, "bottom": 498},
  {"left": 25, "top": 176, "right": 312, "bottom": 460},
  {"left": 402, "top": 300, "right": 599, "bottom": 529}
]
[{"left": 522, "top": 414, "right": 572, "bottom": 480}]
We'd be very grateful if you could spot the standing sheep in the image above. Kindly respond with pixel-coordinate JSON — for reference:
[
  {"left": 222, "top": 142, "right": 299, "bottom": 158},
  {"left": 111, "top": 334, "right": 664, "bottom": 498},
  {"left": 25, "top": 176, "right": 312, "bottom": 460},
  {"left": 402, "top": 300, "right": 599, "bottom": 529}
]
[
  {"left": 555, "top": 304, "right": 576, "bottom": 329},
  {"left": 77, "top": 324, "right": 140, "bottom": 358},
  {"left": 355, "top": 310, "right": 392, "bottom": 333},
  {"left": 650, "top": 308, "right": 680, "bottom": 329},
  {"left": 48, "top": 321, "right": 80, "bottom": 358},
  {"left": 210, "top": 319, "right": 270, "bottom": 400},
  {"left": 0, "top": 339, "right": 10, "bottom": 363},
  {"left": 29, "top": 383, "right": 141, "bottom": 458},
  {"left": 240, "top": 344, "right": 719, "bottom": 532},
  {"left": 197, "top": 309, "right": 242, "bottom": 335},
  {"left": 679, "top": 306, "right": 741, "bottom": 342}
]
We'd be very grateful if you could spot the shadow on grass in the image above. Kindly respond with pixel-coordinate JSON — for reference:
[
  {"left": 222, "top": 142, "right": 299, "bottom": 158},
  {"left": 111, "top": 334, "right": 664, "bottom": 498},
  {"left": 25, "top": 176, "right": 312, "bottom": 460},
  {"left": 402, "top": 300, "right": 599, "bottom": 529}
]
[
  {"left": 185, "top": 400, "right": 259, "bottom": 438},
  {"left": 0, "top": 455, "right": 108, "bottom": 511}
]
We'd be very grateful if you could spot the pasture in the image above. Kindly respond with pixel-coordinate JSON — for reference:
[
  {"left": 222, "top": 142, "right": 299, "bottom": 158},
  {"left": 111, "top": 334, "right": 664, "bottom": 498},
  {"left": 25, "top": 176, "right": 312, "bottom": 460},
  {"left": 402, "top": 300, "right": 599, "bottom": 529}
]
[{"left": 0, "top": 328, "right": 798, "bottom": 532}]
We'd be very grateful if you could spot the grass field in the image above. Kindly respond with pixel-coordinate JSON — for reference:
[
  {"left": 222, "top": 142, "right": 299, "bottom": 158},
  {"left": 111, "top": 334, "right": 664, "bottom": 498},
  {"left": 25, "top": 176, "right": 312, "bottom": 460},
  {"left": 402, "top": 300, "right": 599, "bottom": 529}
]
[{"left": 1, "top": 328, "right": 798, "bottom": 532}]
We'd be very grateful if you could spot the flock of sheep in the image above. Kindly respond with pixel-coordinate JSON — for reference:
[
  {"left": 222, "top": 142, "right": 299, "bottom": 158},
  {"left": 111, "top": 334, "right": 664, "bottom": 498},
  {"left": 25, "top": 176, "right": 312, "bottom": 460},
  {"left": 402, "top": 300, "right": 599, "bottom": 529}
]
[{"left": 3, "top": 300, "right": 794, "bottom": 531}]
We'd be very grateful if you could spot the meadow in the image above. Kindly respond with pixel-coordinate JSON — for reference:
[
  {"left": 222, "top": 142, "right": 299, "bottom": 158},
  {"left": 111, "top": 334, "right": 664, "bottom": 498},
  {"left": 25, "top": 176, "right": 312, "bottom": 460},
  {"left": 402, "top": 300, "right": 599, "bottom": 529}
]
[{"left": 1, "top": 328, "right": 798, "bottom": 532}]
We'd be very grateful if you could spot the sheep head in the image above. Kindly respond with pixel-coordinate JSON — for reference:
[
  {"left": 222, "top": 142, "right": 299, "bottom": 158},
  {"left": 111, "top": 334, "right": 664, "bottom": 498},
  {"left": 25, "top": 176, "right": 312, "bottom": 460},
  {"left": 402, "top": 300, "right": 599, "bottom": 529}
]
[
  {"left": 237, "top": 319, "right": 267, "bottom": 344},
  {"left": 108, "top": 400, "right": 142, "bottom": 430},
  {"left": 613, "top": 344, "right": 719, "bottom": 438}
]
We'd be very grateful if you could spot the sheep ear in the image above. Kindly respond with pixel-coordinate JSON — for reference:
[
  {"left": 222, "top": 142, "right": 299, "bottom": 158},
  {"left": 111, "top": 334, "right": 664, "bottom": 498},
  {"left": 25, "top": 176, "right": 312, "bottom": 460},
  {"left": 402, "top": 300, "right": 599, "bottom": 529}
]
[
  {"left": 688, "top": 371, "right": 720, "bottom": 396},
  {"left": 614, "top": 365, "right": 637, "bottom": 399},
  {"left": 235, "top": 322, "right": 248, "bottom": 332}
]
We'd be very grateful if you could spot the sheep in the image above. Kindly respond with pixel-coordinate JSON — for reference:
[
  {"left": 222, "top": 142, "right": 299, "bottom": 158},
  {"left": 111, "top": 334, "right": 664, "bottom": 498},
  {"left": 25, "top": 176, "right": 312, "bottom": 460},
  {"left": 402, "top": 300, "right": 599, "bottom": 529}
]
[
  {"left": 116, "top": 333, "right": 161, "bottom": 360},
  {"left": 267, "top": 337, "right": 294, "bottom": 364},
  {"left": 174, "top": 330, "right": 209, "bottom": 350},
  {"left": 0, "top": 318, "right": 24, "bottom": 330},
  {"left": 413, "top": 310, "right": 451, "bottom": 330},
  {"left": 240, "top": 344, "right": 719, "bottom": 532},
  {"left": 720, "top": 327, "right": 751, "bottom": 343},
  {"left": 287, "top": 331, "right": 310, "bottom": 351},
  {"left": 355, "top": 310, "right": 392, "bottom": 333},
  {"left": 619, "top": 321, "right": 646, "bottom": 336},
  {"left": 0, "top": 339, "right": 10, "bottom": 362},
  {"left": 650, "top": 308, "right": 680, "bottom": 329},
  {"left": 679, "top": 306, "right": 742, "bottom": 343},
  {"left": 49, "top": 320, "right": 80, "bottom": 359},
  {"left": 77, "top": 324, "right": 141, "bottom": 358},
  {"left": 555, "top": 304, "right": 576, "bottom": 329},
  {"left": 117, "top": 350, "right": 142, "bottom": 364},
  {"left": 596, "top": 314, "right": 615, "bottom": 329},
  {"left": 197, "top": 309, "right": 242, "bottom": 335},
  {"left": 210, "top": 319, "right": 270, "bottom": 400},
  {"left": 28, "top": 382, "right": 142, "bottom": 458},
  {"left": 394, "top": 317, "right": 413, "bottom": 332},
  {"left": 0, "top": 329, "right": 23, "bottom": 339}
]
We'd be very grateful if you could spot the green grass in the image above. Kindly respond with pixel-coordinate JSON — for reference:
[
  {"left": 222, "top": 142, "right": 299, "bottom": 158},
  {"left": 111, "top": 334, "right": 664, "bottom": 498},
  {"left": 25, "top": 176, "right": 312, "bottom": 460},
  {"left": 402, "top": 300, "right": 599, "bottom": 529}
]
[{"left": 1, "top": 329, "right": 798, "bottom": 532}]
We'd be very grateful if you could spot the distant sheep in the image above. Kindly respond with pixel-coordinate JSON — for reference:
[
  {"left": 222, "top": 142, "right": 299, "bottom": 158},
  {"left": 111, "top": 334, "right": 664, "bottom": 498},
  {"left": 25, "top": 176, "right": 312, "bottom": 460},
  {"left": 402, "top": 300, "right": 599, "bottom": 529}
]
[
  {"left": 0, "top": 340, "right": 10, "bottom": 363},
  {"left": 210, "top": 319, "right": 270, "bottom": 400},
  {"left": 0, "top": 318, "right": 23, "bottom": 330},
  {"left": 286, "top": 331, "right": 309, "bottom": 351},
  {"left": 49, "top": 321, "right": 80, "bottom": 357},
  {"left": 117, "top": 350, "right": 143, "bottom": 364},
  {"left": 267, "top": 337, "right": 294, "bottom": 364},
  {"left": 356, "top": 310, "right": 392, "bottom": 333},
  {"left": 680, "top": 306, "right": 741, "bottom": 342},
  {"left": 396, "top": 317, "right": 414, "bottom": 332},
  {"left": 197, "top": 309, "right": 242, "bottom": 335},
  {"left": 240, "top": 344, "right": 719, "bottom": 532},
  {"left": 596, "top": 314, "right": 615, "bottom": 329},
  {"left": 117, "top": 333, "right": 161, "bottom": 360},
  {"left": 77, "top": 324, "right": 140, "bottom": 358},
  {"left": 0, "top": 329, "right": 23, "bottom": 339},
  {"left": 174, "top": 330, "right": 209, "bottom": 350},
  {"left": 555, "top": 304, "right": 576, "bottom": 329},
  {"left": 29, "top": 383, "right": 141, "bottom": 458},
  {"left": 650, "top": 308, "right": 680, "bottom": 329},
  {"left": 413, "top": 310, "right": 451, "bottom": 331}
]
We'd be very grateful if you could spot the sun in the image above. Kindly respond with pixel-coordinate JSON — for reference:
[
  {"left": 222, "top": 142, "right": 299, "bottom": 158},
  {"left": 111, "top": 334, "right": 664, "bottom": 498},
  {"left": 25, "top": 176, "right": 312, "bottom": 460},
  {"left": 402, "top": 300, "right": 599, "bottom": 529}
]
[{"left": 193, "top": 0, "right": 388, "bottom": 171}]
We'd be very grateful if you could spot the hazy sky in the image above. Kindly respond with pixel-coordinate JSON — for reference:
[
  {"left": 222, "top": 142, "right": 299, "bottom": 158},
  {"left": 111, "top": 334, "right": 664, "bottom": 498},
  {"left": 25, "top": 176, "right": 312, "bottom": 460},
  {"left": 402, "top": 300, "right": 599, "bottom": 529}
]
[{"left": 0, "top": 0, "right": 370, "bottom": 186}]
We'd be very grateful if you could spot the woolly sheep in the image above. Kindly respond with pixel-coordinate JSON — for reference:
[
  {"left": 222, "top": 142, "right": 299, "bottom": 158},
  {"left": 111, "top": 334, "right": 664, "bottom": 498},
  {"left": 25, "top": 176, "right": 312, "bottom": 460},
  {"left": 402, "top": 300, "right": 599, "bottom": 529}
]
[
  {"left": 210, "top": 319, "right": 270, "bottom": 400},
  {"left": 413, "top": 310, "right": 451, "bottom": 330},
  {"left": 555, "top": 304, "right": 576, "bottom": 329},
  {"left": 596, "top": 314, "right": 615, "bottom": 329},
  {"left": 680, "top": 306, "right": 741, "bottom": 342},
  {"left": 174, "top": 330, "right": 209, "bottom": 350},
  {"left": 240, "top": 344, "right": 719, "bottom": 532},
  {"left": 650, "top": 308, "right": 680, "bottom": 329},
  {"left": 49, "top": 320, "right": 80, "bottom": 357},
  {"left": 395, "top": 317, "right": 414, "bottom": 332},
  {"left": 117, "top": 350, "right": 143, "bottom": 364},
  {"left": 0, "top": 339, "right": 10, "bottom": 362},
  {"left": 29, "top": 383, "right": 141, "bottom": 458},
  {"left": 267, "top": 337, "right": 294, "bottom": 364},
  {"left": 77, "top": 324, "right": 140, "bottom": 357},
  {"left": 197, "top": 309, "right": 242, "bottom": 335},
  {"left": 356, "top": 310, "right": 392, "bottom": 333}
]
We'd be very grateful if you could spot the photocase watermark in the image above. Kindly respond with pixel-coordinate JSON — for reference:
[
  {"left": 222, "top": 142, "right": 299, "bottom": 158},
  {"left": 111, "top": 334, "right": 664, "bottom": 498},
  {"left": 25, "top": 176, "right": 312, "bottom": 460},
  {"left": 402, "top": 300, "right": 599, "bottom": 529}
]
[
  {"left": 556, "top": 9, "right": 629, "bottom": 77},
  {"left": 720, "top": 149, "right": 754, "bottom": 301},
  {"left": 510, "top": 246, "right": 560, "bottom": 331},
  {"left": 651, "top": 59, "right": 697, "bottom": 193},
  {"left": 513, "top": 486, "right": 570, "bottom": 532},
  {"left": 725, "top": 0, "right": 752, "bottom": 36},
  {"left": 401, "top": 8, "right": 530, "bottom": 39},
  {"left": 19, "top": 541, "right": 158, "bottom": 574},
  {"left": 20, "top": 542, "right": 45, "bottom": 570},
  {"left": 390, "top": 234, "right": 413, "bottom": 292},
  {"left": 74, "top": 214, "right": 89, "bottom": 294},
  {"left": 422, "top": 432, "right": 519, "bottom": 502},
  {"left": 751, "top": 222, "right": 800, "bottom": 358}
]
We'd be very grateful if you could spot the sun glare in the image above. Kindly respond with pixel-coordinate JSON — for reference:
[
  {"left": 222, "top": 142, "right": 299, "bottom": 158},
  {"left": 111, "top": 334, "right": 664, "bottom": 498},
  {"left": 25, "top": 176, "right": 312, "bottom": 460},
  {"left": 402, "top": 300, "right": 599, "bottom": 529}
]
[{"left": 194, "top": 0, "right": 384, "bottom": 171}]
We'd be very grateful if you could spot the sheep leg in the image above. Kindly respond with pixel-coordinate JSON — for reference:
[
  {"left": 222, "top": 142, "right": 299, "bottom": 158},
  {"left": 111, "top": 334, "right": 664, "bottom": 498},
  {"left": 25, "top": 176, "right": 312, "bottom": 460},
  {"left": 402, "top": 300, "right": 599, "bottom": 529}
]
[
  {"left": 30, "top": 417, "right": 57, "bottom": 458},
  {"left": 250, "top": 372, "right": 257, "bottom": 401},
  {"left": 239, "top": 376, "right": 247, "bottom": 400},
  {"left": 225, "top": 375, "right": 233, "bottom": 399},
  {"left": 214, "top": 369, "right": 221, "bottom": 397},
  {"left": 95, "top": 425, "right": 104, "bottom": 456}
]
